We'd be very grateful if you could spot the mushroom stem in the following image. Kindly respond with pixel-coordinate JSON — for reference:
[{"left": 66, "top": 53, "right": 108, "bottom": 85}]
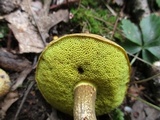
[{"left": 74, "top": 82, "right": 97, "bottom": 120}]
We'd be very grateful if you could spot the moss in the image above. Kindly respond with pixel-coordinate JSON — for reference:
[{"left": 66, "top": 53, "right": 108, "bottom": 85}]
[
  {"left": 71, "top": 8, "right": 112, "bottom": 34},
  {"left": 36, "top": 34, "right": 130, "bottom": 116},
  {"left": 110, "top": 108, "right": 124, "bottom": 120},
  {"left": 70, "top": 1, "right": 123, "bottom": 40}
]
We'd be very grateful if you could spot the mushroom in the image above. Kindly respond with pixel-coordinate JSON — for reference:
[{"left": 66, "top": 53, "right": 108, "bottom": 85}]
[
  {"left": 0, "top": 68, "right": 11, "bottom": 97},
  {"left": 36, "top": 33, "right": 130, "bottom": 120}
]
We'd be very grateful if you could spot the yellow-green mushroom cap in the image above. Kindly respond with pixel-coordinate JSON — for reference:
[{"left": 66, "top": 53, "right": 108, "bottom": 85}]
[
  {"left": 0, "top": 68, "right": 11, "bottom": 97},
  {"left": 36, "top": 33, "right": 131, "bottom": 116}
]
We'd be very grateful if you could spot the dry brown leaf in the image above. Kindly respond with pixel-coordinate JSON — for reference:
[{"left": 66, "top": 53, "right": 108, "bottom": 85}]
[
  {"left": 32, "top": 9, "right": 69, "bottom": 42},
  {"left": 4, "top": 0, "right": 69, "bottom": 53},
  {"left": 112, "top": 0, "right": 124, "bottom": 6},
  {"left": 5, "top": 9, "right": 44, "bottom": 53},
  {"left": 46, "top": 108, "right": 59, "bottom": 120},
  {"left": 0, "top": 91, "right": 19, "bottom": 119},
  {"left": 131, "top": 101, "right": 160, "bottom": 120},
  {"left": 50, "top": 0, "right": 80, "bottom": 10},
  {"left": 0, "top": 0, "right": 21, "bottom": 14},
  {"left": 0, "top": 48, "right": 32, "bottom": 72},
  {"left": 128, "top": 85, "right": 145, "bottom": 101}
]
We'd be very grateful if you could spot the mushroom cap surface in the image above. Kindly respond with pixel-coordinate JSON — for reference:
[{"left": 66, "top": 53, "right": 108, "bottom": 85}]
[
  {"left": 0, "top": 68, "right": 11, "bottom": 97},
  {"left": 36, "top": 33, "right": 130, "bottom": 115}
]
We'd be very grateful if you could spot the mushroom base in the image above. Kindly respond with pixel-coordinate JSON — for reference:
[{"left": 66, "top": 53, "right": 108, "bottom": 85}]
[{"left": 74, "top": 82, "right": 97, "bottom": 120}]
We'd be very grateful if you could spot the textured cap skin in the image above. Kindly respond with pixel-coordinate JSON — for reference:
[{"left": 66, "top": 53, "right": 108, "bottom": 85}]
[
  {"left": 36, "top": 33, "right": 130, "bottom": 116},
  {"left": 0, "top": 68, "right": 11, "bottom": 97}
]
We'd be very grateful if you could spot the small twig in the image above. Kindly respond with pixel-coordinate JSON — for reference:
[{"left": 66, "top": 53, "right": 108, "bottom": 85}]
[
  {"left": 13, "top": 81, "right": 35, "bottom": 120},
  {"left": 128, "top": 93, "right": 160, "bottom": 111},
  {"left": 32, "top": 55, "right": 38, "bottom": 69},
  {"left": 6, "top": 30, "right": 12, "bottom": 51},
  {"left": 130, "top": 52, "right": 140, "bottom": 65},
  {"left": 143, "top": 93, "right": 155, "bottom": 103},
  {"left": 110, "top": 14, "right": 120, "bottom": 40},
  {"left": 127, "top": 52, "right": 153, "bottom": 66},
  {"left": 105, "top": 4, "right": 117, "bottom": 16},
  {"left": 83, "top": 18, "right": 91, "bottom": 32},
  {"left": 87, "top": 14, "right": 123, "bottom": 35},
  {"left": 131, "top": 72, "right": 160, "bottom": 84}
]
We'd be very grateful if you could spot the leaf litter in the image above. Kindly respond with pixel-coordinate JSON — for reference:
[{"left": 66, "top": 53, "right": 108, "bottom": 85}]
[
  {"left": 131, "top": 100, "right": 160, "bottom": 120},
  {"left": 0, "top": 0, "right": 72, "bottom": 119},
  {"left": 4, "top": 0, "right": 69, "bottom": 53},
  {"left": 0, "top": 0, "right": 160, "bottom": 120}
]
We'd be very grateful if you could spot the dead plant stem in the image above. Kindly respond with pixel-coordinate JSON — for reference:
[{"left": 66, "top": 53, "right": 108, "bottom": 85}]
[
  {"left": 128, "top": 93, "right": 160, "bottom": 111},
  {"left": 14, "top": 81, "right": 35, "bottom": 120},
  {"left": 132, "top": 72, "right": 160, "bottom": 84}
]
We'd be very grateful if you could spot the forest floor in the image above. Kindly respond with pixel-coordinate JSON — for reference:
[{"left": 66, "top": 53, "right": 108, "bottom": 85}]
[{"left": 0, "top": 0, "right": 160, "bottom": 120}]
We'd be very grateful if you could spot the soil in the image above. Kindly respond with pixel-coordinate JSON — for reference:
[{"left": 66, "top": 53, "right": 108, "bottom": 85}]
[
  {"left": 4, "top": 78, "right": 110, "bottom": 120},
  {"left": 4, "top": 75, "right": 73, "bottom": 120}
]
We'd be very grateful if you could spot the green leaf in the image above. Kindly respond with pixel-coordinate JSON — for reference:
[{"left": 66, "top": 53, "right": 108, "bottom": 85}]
[
  {"left": 111, "top": 108, "right": 124, "bottom": 120},
  {"left": 120, "top": 41, "right": 141, "bottom": 54},
  {"left": 144, "top": 36, "right": 160, "bottom": 47},
  {"left": 156, "top": 0, "right": 160, "bottom": 7},
  {"left": 142, "top": 50, "right": 159, "bottom": 63},
  {"left": 121, "top": 19, "right": 142, "bottom": 45},
  {"left": 0, "top": 33, "right": 4, "bottom": 38},
  {"left": 139, "top": 14, "right": 160, "bottom": 63},
  {"left": 0, "top": 24, "right": 9, "bottom": 39},
  {"left": 147, "top": 47, "right": 160, "bottom": 59},
  {"left": 121, "top": 14, "right": 160, "bottom": 63},
  {"left": 140, "top": 14, "right": 160, "bottom": 44}
]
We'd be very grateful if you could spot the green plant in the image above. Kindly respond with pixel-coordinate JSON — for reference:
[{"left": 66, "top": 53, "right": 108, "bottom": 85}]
[
  {"left": 0, "top": 24, "right": 9, "bottom": 39},
  {"left": 71, "top": 8, "right": 105, "bottom": 34},
  {"left": 121, "top": 14, "right": 160, "bottom": 63},
  {"left": 156, "top": 0, "right": 160, "bottom": 7},
  {"left": 70, "top": 1, "right": 121, "bottom": 39},
  {"left": 110, "top": 108, "right": 124, "bottom": 120}
]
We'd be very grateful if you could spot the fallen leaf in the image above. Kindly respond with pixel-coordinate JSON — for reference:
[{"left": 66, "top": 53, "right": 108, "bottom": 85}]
[
  {"left": 11, "top": 67, "right": 32, "bottom": 91},
  {"left": 0, "top": 91, "right": 19, "bottom": 119},
  {"left": 50, "top": 0, "right": 79, "bottom": 10},
  {"left": 4, "top": 0, "right": 69, "bottom": 53},
  {"left": 0, "top": 48, "right": 32, "bottom": 72},
  {"left": 5, "top": 9, "right": 44, "bottom": 53},
  {"left": 131, "top": 100, "right": 160, "bottom": 120},
  {"left": 112, "top": 0, "right": 124, "bottom": 6},
  {"left": 35, "top": 9, "right": 69, "bottom": 41},
  {"left": 128, "top": 85, "right": 145, "bottom": 101},
  {"left": 46, "top": 108, "right": 59, "bottom": 120},
  {"left": 0, "top": 0, "right": 21, "bottom": 14}
]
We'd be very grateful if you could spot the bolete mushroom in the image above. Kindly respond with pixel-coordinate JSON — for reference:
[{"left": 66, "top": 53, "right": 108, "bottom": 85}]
[
  {"left": 0, "top": 68, "right": 11, "bottom": 97},
  {"left": 36, "top": 33, "right": 130, "bottom": 120}
]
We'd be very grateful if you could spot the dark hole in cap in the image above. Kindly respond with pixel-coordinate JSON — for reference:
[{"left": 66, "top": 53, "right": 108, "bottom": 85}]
[
  {"left": 77, "top": 66, "right": 84, "bottom": 74},
  {"left": 0, "top": 75, "right": 5, "bottom": 79}
]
